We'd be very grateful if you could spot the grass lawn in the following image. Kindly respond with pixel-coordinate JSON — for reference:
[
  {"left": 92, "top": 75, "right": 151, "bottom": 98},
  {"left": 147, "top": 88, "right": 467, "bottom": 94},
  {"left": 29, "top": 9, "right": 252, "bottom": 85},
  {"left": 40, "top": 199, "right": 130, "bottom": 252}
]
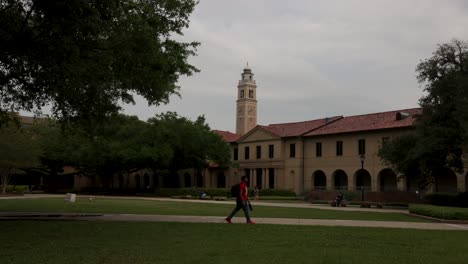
[
  {"left": 1, "top": 221, "right": 467, "bottom": 264},
  {"left": 0, "top": 197, "right": 427, "bottom": 222}
]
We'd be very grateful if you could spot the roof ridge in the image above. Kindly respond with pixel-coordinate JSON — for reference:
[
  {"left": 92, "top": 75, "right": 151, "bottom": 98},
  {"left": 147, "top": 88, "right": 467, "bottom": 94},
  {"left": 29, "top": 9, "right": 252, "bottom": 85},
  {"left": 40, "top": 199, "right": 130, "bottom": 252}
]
[
  {"left": 267, "top": 115, "right": 342, "bottom": 126},
  {"left": 341, "top": 107, "right": 421, "bottom": 118}
]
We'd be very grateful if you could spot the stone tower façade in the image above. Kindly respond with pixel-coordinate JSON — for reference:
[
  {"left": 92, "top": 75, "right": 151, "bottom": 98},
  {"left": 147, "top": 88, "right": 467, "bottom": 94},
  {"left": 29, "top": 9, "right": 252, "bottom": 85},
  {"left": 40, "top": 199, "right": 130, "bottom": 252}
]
[{"left": 236, "top": 65, "right": 257, "bottom": 135}]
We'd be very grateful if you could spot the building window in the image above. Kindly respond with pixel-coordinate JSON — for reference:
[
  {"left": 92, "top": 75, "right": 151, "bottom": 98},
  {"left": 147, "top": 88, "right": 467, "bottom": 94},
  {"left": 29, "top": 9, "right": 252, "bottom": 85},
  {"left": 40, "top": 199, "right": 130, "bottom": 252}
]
[
  {"left": 316, "top": 142, "right": 322, "bottom": 157},
  {"left": 336, "top": 141, "right": 343, "bottom": 156},
  {"left": 233, "top": 148, "right": 238, "bottom": 161},
  {"left": 268, "top": 145, "right": 274, "bottom": 158},
  {"left": 256, "top": 145, "right": 261, "bottom": 159},
  {"left": 249, "top": 90, "right": 253, "bottom": 98},
  {"left": 382, "top": 137, "right": 390, "bottom": 145},
  {"left": 290, "top": 143, "right": 296, "bottom": 158},
  {"left": 358, "top": 139, "right": 366, "bottom": 155},
  {"left": 245, "top": 146, "right": 250, "bottom": 160},
  {"left": 240, "top": 90, "right": 244, "bottom": 98}
]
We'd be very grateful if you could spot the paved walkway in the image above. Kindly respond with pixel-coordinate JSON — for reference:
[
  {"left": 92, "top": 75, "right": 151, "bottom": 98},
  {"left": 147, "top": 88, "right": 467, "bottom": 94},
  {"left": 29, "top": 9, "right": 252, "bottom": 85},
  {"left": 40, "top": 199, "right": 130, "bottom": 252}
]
[{"left": 1, "top": 194, "right": 468, "bottom": 231}]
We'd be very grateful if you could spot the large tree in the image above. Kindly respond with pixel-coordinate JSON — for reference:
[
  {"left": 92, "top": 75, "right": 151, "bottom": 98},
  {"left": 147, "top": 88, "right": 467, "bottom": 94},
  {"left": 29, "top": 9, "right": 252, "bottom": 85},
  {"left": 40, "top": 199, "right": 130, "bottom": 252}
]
[
  {"left": 0, "top": 0, "right": 199, "bottom": 122},
  {"left": 379, "top": 39, "right": 468, "bottom": 191},
  {"left": 0, "top": 122, "right": 41, "bottom": 194}
]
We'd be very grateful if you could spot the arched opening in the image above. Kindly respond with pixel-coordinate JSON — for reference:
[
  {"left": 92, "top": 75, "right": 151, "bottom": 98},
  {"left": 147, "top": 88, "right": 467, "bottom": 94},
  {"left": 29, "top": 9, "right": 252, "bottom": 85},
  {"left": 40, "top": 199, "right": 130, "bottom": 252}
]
[
  {"left": 378, "top": 169, "right": 397, "bottom": 191},
  {"left": 312, "top": 170, "right": 326, "bottom": 190},
  {"left": 354, "top": 169, "right": 371, "bottom": 191},
  {"left": 256, "top": 168, "right": 263, "bottom": 189},
  {"left": 196, "top": 170, "right": 203, "bottom": 188},
  {"left": 465, "top": 172, "right": 468, "bottom": 192},
  {"left": 434, "top": 168, "right": 457, "bottom": 192},
  {"left": 184, "top": 173, "right": 191, "bottom": 187},
  {"left": 152, "top": 173, "right": 159, "bottom": 188},
  {"left": 135, "top": 174, "right": 141, "bottom": 190},
  {"left": 332, "top": 170, "right": 348, "bottom": 191},
  {"left": 118, "top": 174, "right": 124, "bottom": 189},
  {"left": 217, "top": 172, "right": 226, "bottom": 188},
  {"left": 143, "top": 173, "right": 150, "bottom": 189}
]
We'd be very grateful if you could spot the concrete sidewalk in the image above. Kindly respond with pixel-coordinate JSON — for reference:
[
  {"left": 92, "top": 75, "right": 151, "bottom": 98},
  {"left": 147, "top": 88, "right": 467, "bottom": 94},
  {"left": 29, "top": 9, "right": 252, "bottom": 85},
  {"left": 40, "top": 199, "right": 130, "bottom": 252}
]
[
  {"left": 1, "top": 212, "right": 468, "bottom": 231},
  {"left": 2, "top": 194, "right": 468, "bottom": 230}
]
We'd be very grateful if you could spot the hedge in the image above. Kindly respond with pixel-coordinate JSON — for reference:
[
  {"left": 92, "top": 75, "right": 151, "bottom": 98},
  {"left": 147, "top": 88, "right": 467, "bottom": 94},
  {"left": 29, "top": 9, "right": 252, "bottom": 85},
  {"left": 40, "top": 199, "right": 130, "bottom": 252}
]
[
  {"left": 0, "top": 185, "right": 29, "bottom": 193},
  {"left": 152, "top": 188, "right": 297, "bottom": 198},
  {"left": 409, "top": 204, "right": 468, "bottom": 220},
  {"left": 423, "top": 192, "right": 468, "bottom": 208}
]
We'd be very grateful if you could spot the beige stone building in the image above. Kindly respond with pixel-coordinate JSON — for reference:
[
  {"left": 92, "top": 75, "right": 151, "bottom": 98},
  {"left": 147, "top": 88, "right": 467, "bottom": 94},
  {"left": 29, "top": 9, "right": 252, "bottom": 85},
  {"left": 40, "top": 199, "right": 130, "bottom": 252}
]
[{"left": 209, "top": 66, "right": 467, "bottom": 195}]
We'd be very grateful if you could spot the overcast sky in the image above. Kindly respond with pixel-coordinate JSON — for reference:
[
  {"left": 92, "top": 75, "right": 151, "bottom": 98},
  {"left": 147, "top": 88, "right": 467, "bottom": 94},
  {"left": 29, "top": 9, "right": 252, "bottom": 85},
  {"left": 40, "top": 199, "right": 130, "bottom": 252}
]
[{"left": 124, "top": 0, "right": 468, "bottom": 132}]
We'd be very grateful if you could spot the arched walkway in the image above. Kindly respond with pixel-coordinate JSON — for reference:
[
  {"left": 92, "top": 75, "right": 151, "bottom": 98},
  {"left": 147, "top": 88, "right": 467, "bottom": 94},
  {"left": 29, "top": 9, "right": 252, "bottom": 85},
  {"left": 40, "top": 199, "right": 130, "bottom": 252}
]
[
  {"left": 378, "top": 169, "right": 397, "bottom": 191},
  {"left": 143, "top": 173, "right": 150, "bottom": 189},
  {"left": 332, "top": 170, "right": 348, "bottom": 191},
  {"left": 184, "top": 173, "right": 191, "bottom": 187},
  {"left": 217, "top": 172, "right": 226, "bottom": 188},
  {"left": 466, "top": 172, "right": 468, "bottom": 192},
  {"left": 434, "top": 168, "right": 457, "bottom": 192},
  {"left": 196, "top": 171, "right": 203, "bottom": 188},
  {"left": 135, "top": 174, "right": 141, "bottom": 190},
  {"left": 312, "top": 170, "right": 326, "bottom": 190},
  {"left": 354, "top": 169, "right": 371, "bottom": 191}
]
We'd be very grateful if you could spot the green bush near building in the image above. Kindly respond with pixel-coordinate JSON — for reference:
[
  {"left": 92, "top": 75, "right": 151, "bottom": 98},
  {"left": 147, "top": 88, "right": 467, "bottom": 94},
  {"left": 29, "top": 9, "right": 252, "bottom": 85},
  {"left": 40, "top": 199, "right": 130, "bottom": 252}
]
[
  {"left": 423, "top": 192, "right": 468, "bottom": 208},
  {"left": 409, "top": 204, "right": 468, "bottom": 220}
]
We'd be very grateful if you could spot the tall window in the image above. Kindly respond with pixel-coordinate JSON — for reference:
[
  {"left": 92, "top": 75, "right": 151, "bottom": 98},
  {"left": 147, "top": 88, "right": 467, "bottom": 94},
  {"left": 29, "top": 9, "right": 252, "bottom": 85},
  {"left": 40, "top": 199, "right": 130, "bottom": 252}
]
[
  {"left": 245, "top": 146, "right": 250, "bottom": 160},
  {"left": 256, "top": 145, "right": 261, "bottom": 159},
  {"left": 268, "top": 168, "right": 275, "bottom": 188},
  {"left": 290, "top": 143, "right": 296, "bottom": 158},
  {"left": 233, "top": 148, "right": 238, "bottom": 161},
  {"left": 249, "top": 90, "right": 253, "bottom": 98},
  {"left": 358, "top": 139, "right": 366, "bottom": 155},
  {"left": 268, "top": 145, "right": 274, "bottom": 158},
  {"left": 336, "top": 141, "right": 343, "bottom": 156},
  {"left": 316, "top": 142, "right": 322, "bottom": 157},
  {"left": 240, "top": 90, "right": 244, "bottom": 98}
]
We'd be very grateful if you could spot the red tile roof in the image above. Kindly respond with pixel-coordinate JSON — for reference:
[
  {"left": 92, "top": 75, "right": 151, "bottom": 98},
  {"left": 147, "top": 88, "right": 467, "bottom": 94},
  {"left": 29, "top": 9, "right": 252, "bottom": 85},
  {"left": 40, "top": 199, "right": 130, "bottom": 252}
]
[
  {"left": 260, "top": 116, "right": 343, "bottom": 137},
  {"left": 304, "top": 108, "right": 421, "bottom": 137},
  {"left": 213, "top": 130, "right": 240, "bottom": 143}
]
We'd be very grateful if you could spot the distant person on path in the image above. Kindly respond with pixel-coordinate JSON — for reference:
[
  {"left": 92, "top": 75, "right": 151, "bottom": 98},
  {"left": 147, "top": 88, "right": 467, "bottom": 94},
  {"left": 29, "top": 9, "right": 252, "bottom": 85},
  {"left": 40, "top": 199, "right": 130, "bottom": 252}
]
[
  {"left": 254, "top": 185, "right": 259, "bottom": 201},
  {"left": 225, "top": 176, "right": 255, "bottom": 224},
  {"left": 335, "top": 192, "right": 344, "bottom": 207}
]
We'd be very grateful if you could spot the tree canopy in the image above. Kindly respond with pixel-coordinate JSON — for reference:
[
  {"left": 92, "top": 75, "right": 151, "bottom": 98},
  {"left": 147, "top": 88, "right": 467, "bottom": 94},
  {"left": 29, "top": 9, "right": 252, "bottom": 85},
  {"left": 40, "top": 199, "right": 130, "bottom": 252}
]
[
  {"left": 378, "top": 39, "right": 468, "bottom": 191},
  {"left": 0, "top": 121, "right": 41, "bottom": 193},
  {"left": 0, "top": 0, "right": 199, "bottom": 121},
  {"left": 35, "top": 113, "right": 230, "bottom": 188}
]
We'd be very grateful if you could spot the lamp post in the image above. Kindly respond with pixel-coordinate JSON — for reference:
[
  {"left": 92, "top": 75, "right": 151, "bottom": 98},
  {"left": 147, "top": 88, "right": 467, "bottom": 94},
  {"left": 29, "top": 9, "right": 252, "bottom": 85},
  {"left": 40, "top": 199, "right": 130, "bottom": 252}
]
[{"left": 359, "top": 154, "right": 365, "bottom": 202}]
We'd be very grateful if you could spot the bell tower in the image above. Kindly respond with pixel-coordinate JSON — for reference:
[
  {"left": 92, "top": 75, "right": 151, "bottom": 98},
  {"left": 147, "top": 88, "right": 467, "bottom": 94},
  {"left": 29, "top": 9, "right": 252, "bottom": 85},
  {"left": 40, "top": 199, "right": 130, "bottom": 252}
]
[{"left": 236, "top": 64, "right": 257, "bottom": 135}]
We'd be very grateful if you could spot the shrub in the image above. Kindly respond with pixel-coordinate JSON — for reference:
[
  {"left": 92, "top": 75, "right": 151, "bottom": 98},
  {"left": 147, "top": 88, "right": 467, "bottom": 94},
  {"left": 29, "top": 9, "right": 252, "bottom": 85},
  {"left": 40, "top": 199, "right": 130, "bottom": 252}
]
[
  {"left": 153, "top": 188, "right": 230, "bottom": 198},
  {"left": 0, "top": 185, "right": 29, "bottom": 193},
  {"left": 409, "top": 204, "right": 468, "bottom": 220},
  {"left": 423, "top": 192, "right": 468, "bottom": 208}
]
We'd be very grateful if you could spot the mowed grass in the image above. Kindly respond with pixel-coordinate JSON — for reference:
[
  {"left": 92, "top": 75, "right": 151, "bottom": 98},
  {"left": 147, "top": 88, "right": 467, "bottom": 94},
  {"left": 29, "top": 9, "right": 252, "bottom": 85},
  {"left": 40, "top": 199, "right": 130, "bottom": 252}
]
[
  {"left": 1, "top": 221, "right": 467, "bottom": 264},
  {"left": 0, "top": 197, "right": 426, "bottom": 222}
]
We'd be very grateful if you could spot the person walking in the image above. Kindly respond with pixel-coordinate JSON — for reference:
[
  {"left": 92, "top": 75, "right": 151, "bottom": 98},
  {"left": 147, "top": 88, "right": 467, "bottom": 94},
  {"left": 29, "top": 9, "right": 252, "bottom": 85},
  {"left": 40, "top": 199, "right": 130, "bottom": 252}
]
[{"left": 225, "top": 176, "right": 255, "bottom": 224}]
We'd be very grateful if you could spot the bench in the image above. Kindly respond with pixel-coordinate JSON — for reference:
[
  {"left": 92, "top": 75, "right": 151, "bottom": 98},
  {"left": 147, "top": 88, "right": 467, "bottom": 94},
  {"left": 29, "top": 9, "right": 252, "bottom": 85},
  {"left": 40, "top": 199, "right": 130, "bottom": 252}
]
[
  {"left": 329, "top": 200, "right": 349, "bottom": 207},
  {"left": 359, "top": 202, "right": 383, "bottom": 208}
]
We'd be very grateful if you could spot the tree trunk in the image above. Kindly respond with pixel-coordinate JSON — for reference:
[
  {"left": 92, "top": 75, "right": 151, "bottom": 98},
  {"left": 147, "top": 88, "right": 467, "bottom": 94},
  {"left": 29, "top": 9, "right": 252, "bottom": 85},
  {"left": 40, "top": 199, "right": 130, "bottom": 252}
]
[{"left": 0, "top": 168, "right": 12, "bottom": 194}]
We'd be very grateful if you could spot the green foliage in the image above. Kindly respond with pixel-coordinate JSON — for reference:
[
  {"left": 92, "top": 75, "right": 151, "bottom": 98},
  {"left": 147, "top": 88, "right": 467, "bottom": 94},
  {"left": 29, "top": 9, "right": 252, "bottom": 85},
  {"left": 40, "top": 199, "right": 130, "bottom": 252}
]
[
  {"left": 378, "top": 39, "right": 468, "bottom": 191},
  {"left": 0, "top": 185, "right": 29, "bottom": 193},
  {"left": 409, "top": 204, "right": 468, "bottom": 220},
  {"left": 34, "top": 113, "right": 230, "bottom": 186},
  {"left": 0, "top": 122, "right": 42, "bottom": 193},
  {"left": 423, "top": 192, "right": 468, "bottom": 208},
  {"left": 153, "top": 188, "right": 230, "bottom": 198},
  {"left": 0, "top": 0, "right": 199, "bottom": 121}
]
